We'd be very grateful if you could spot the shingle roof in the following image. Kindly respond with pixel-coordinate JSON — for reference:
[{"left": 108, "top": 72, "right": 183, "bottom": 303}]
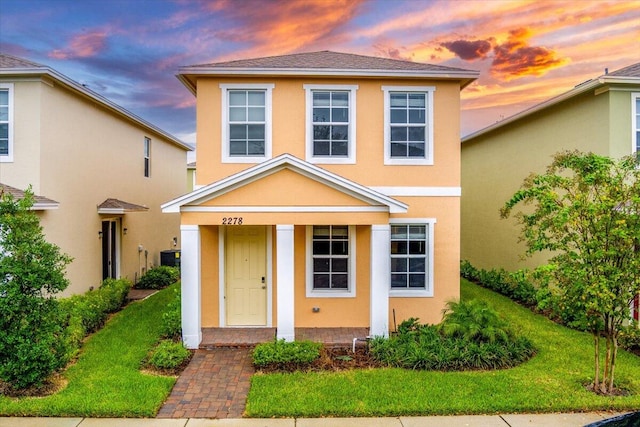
[
  {"left": 186, "top": 50, "right": 471, "bottom": 73},
  {"left": 97, "top": 198, "right": 148, "bottom": 213},
  {"left": 0, "top": 53, "right": 44, "bottom": 69},
  {"left": 608, "top": 62, "right": 640, "bottom": 78},
  {"left": 0, "top": 183, "right": 59, "bottom": 210},
  {"left": 0, "top": 52, "right": 191, "bottom": 151}
]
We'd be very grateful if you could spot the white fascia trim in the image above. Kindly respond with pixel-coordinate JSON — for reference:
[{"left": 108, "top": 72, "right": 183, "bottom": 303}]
[
  {"left": 304, "top": 84, "right": 358, "bottom": 165},
  {"left": 31, "top": 203, "right": 60, "bottom": 210},
  {"left": 220, "top": 83, "right": 274, "bottom": 163},
  {"left": 388, "top": 218, "right": 436, "bottom": 298},
  {"left": 371, "top": 186, "right": 462, "bottom": 197},
  {"left": 382, "top": 86, "right": 435, "bottom": 166},
  {"left": 181, "top": 205, "right": 389, "bottom": 213},
  {"left": 179, "top": 67, "right": 479, "bottom": 80},
  {"left": 305, "top": 225, "right": 356, "bottom": 298},
  {"left": 0, "top": 83, "right": 14, "bottom": 162},
  {"left": 161, "top": 153, "right": 408, "bottom": 214}
]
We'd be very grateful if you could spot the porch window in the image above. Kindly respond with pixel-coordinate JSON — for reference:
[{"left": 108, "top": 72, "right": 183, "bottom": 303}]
[
  {"left": 0, "top": 84, "right": 13, "bottom": 162},
  {"left": 306, "top": 225, "right": 356, "bottom": 297},
  {"left": 390, "top": 219, "right": 435, "bottom": 296},
  {"left": 220, "top": 83, "right": 274, "bottom": 163},
  {"left": 382, "top": 86, "right": 435, "bottom": 165},
  {"left": 304, "top": 85, "right": 357, "bottom": 164}
]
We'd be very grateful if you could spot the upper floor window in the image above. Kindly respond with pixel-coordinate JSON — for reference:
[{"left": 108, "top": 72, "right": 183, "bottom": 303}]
[
  {"left": 220, "top": 83, "right": 274, "bottom": 163},
  {"left": 304, "top": 85, "right": 357, "bottom": 164},
  {"left": 389, "top": 219, "right": 435, "bottom": 297},
  {"left": 144, "top": 136, "right": 151, "bottom": 177},
  {"left": 382, "top": 86, "right": 435, "bottom": 166},
  {"left": 306, "top": 225, "right": 356, "bottom": 297},
  {"left": 0, "top": 84, "right": 14, "bottom": 162},
  {"left": 633, "top": 93, "right": 640, "bottom": 156}
]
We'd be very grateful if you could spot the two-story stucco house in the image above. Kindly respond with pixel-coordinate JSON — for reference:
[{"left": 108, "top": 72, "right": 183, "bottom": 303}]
[
  {"left": 162, "top": 51, "right": 478, "bottom": 348},
  {"left": 0, "top": 53, "right": 191, "bottom": 295},
  {"left": 461, "top": 62, "right": 640, "bottom": 320}
]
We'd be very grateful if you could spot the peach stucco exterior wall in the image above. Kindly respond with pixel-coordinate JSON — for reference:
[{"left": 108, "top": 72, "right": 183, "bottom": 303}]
[
  {"left": 195, "top": 77, "right": 461, "bottom": 188},
  {"left": 189, "top": 73, "right": 463, "bottom": 330},
  {"left": 0, "top": 77, "right": 187, "bottom": 295}
]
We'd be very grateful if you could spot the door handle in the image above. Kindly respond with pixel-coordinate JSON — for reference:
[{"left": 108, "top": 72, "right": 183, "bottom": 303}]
[{"left": 261, "top": 276, "right": 265, "bottom": 283}]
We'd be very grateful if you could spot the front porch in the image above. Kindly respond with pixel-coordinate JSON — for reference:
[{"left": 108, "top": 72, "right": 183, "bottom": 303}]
[{"left": 199, "top": 327, "right": 370, "bottom": 349}]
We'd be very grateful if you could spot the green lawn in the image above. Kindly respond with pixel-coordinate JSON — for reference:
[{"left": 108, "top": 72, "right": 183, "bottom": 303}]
[
  {"left": 246, "top": 279, "right": 640, "bottom": 417},
  {"left": 0, "top": 285, "right": 177, "bottom": 417}
]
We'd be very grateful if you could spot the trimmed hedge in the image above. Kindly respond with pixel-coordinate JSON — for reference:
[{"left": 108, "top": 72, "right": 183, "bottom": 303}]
[
  {"left": 59, "top": 278, "right": 131, "bottom": 357},
  {"left": 136, "top": 266, "right": 179, "bottom": 290},
  {"left": 253, "top": 340, "right": 322, "bottom": 369}
]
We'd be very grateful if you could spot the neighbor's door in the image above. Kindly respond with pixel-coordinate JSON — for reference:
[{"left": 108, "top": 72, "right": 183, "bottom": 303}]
[
  {"left": 225, "top": 226, "right": 267, "bottom": 326},
  {"left": 101, "top": 219, "right": 118, "bottom": 280}
]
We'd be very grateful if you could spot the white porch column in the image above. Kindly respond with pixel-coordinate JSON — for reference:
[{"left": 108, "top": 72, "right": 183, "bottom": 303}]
[
  {"left": 181, "top": 225, "right": 202, "bottom": 349},
  {"left": 276, "top": 224, "right": 295, "bottom": 341},
  {"left": 370, "top": 224, "right": 390, "bottom": 337}
]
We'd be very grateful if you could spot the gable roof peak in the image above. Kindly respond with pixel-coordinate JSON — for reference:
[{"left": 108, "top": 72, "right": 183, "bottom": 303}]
[{"left": 0, "top": 52, "right": 46, "bottom": 69}]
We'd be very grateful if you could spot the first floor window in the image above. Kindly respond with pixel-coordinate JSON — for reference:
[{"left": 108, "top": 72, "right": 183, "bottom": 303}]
[
  {"left": 391, "top": 224, "right": 428, "bottom": 289},
  {"left": 312, "top": 225, "right": 349, "bottom": 290}
]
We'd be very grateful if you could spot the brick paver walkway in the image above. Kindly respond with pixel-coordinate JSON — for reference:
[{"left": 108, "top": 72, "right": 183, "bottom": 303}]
[{"left": 157, "top": 348, "right": 254, "bottom": 419}]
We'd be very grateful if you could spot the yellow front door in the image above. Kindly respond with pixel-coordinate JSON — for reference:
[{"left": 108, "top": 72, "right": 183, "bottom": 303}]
[{"left": 225, "top": 226, "right": 267, "bottom": 326}]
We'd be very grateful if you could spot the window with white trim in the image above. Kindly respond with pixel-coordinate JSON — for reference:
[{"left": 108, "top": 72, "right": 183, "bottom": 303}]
[
  {"left": 304, "top": 84, "right": 357, "bottom": 164},
  {"left": 390, "top": 219, "right": 435, "bottom": 296},
  {"left": 220, "top": 83, "right": 273, "bottom": 163},
  {"left": 143, "top": 136, "right": 151, "bottom": 177},
  {"left": 306, "top": 225, "right": 356, "bottom": 297},
  {"left": 382, "top": 86, "right": 434, "bottom": 165},
  {"left": 0, "top": 84, "right": 14, "bottom": 162},
  {"left": 633, "top": 93, "right": 640, "bottom": 156}
]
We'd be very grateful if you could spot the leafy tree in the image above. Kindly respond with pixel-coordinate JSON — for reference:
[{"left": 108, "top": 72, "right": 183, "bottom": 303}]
[
  {"left": 501, "top": 151, "right": 640, "bottom": 395},
  {"left": 0, "top": 187, "right": 72, "bottom": 391}
]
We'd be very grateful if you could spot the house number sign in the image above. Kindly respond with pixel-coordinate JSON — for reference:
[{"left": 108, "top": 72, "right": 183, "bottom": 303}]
[{"left": 221, "top": 217, "right": 243, "bottom": 225}]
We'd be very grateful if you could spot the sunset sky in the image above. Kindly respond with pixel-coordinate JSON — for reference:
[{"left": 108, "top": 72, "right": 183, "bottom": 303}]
[{"left": 1, "top": 0, "right": 639, "bottom": 154}]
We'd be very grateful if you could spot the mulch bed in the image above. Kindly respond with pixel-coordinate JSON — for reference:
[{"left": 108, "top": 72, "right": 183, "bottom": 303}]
[{"left": 255, "top": 345, "right": 382, "bottom": 374}]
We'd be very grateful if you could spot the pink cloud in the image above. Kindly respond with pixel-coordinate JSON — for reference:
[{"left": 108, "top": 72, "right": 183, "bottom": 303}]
[{"left": 49, "top": 31, "right": 108, "bottom": 60}]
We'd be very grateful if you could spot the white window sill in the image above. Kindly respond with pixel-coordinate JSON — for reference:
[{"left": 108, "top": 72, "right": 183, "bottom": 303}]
[
  {"left": 390, "top": 289, "right": 433, "bottom": 298},
  {"left": 306, "top": 290, "right": 356, "bottom": 298}
]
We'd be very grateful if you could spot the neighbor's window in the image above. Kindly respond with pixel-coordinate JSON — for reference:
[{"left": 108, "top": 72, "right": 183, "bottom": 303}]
[
  {"left": 382, "top": 86, "right": 434, "bottom": 165},
  {"left": 0, "top": 84, "right": 14, "bottom": 162},
  {"left": 307, "top": 225, "right": 356, "bottom": 297},
  {"left": 633, "top": 93, "right": 640, "bottom": 156},
  {"left": 304, "top": 85, "right": 357, "bottom": 164},
  {"left": 390, "top": 220, "right": 435, "bottom": 296},
  {"left": 220, "top": 83, "right": 274, "bottom": 163},
  {"left": 144, "top": 137, "right": 151, "bottom": 177}
]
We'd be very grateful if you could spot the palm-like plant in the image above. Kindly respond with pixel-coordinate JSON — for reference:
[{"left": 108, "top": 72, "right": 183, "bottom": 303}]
[{"left": 439, "top": 299, "right": 512, "bottom": 343}]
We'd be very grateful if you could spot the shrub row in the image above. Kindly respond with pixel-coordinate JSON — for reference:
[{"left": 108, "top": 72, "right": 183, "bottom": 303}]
[
  {"left": 59, "top": 278, "right": 131, "bottom": 356},
  {"left": 252, "top": 340, "right": 322, "bottom": 369},
  {"left": 461, "top": 260, "right": 640, "bottom": 352},
  {"left": 370, "top": 302, "right": 536, "bottom": 371},
  {"left": 136, "top": 266, "right": 179, "bottom": 290}
]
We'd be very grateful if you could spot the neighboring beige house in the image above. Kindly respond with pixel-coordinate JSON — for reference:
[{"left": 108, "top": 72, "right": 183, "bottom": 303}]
[
  {"left": 0, "top": 53, "right": 192, "bottom": 295},
  {"left": 162, "top": 51, "right": 478, "bottom": 348},
  {"left": 461, "top": 62, "right": 640, "bottom": 320}
]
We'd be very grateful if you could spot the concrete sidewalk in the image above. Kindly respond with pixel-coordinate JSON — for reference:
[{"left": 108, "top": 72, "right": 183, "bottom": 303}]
[{"left": 0, "top": 412, "right": 626, "bottom": 427}]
